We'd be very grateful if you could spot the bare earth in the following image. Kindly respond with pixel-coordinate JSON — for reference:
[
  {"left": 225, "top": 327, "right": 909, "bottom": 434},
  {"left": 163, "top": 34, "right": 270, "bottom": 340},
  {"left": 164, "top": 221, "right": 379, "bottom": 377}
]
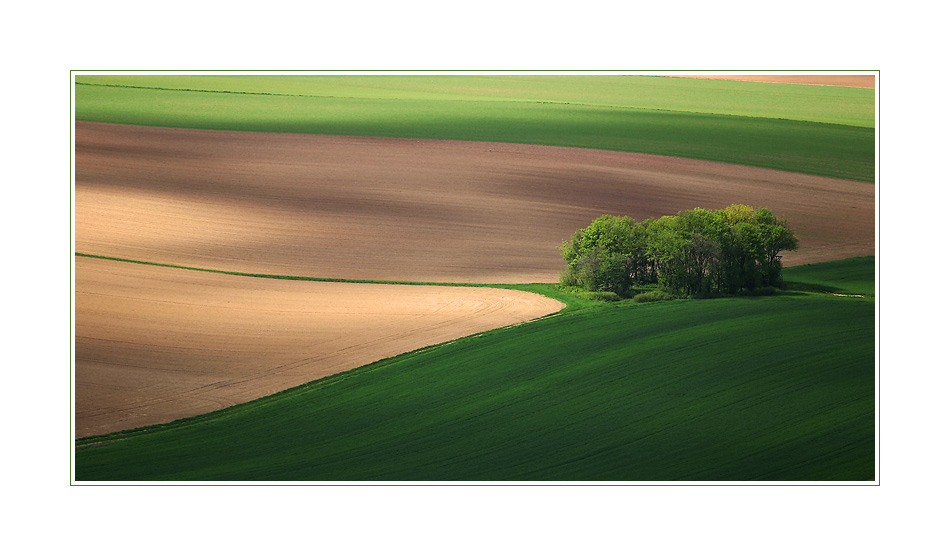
[
  {"left": 74, "top": 121, "right": 875, "bottom": 436},
  {"left": 75, "top": 256, "right": 563, "bottom": 437},
  {"left": 669, "top": 75, "right": 875, "bottom": 88},
  {"left": 75, "top": 122, "right": 874, "bottom": 284}
]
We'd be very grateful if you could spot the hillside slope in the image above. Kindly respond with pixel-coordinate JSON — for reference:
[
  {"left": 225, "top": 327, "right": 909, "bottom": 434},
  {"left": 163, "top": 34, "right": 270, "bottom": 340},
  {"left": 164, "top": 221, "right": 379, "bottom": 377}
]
[{"left": 76, "top": 260, "right": 875, "bottom": 482}]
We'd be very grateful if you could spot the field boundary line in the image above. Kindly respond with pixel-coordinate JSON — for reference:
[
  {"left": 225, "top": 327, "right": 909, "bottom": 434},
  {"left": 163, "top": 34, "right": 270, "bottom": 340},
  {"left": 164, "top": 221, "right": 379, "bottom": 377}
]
[
  {"left": 75, "top": 252, "right": 510, "bottom": 288},
  {"left": 73, "top": 252, "right": 585, "bottom": 312}
]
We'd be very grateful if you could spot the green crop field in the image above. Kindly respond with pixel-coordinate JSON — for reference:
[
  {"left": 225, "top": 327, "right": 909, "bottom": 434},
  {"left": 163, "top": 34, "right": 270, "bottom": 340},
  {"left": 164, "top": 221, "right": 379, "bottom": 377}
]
[
  {"left": 74, "top": 258, "right": 875, "bottom": 482},
  {"left": 784, "top": 256, "right": 876, "bottom": 297},
  {"left": 75, "top": 75, "right": 874, "bottom": 126},
  {"left": 74, "top": 75, "right": 875, "bottom": 181}
]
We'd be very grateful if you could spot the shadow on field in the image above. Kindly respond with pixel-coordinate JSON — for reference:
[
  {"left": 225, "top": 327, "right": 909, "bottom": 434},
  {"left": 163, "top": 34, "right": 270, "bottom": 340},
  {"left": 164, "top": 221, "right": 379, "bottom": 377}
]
[{"left": 774, "top": 289, "right": 811, "bottom": 297}]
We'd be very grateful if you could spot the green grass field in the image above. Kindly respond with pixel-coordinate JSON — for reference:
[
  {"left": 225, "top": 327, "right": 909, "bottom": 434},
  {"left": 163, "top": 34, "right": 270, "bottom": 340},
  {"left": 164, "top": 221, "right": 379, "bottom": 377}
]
[
  {"left": 74, "top": 258, "right": 875, "bottom": 482},
  {"left": 783, "top": 256, "right": 876, "bottom": 297},
  {"left": 74, "top": 75, "right": 875, "bottom": 181},
  {"left": 75, "top": 75, "right": 874, "bottom": 126}
]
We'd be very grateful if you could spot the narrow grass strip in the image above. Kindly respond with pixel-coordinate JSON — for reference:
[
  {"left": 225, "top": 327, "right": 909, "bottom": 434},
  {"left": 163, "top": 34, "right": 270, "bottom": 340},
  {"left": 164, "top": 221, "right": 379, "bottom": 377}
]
[
  {"left": 76, "top": 252, "right": 540, "bottom": 288},
  {"left": 75, "top": 252, "right": 465, "bottom": 286},
  {"left": 74, "top": 252, "right": 596, "bottom": 312}
]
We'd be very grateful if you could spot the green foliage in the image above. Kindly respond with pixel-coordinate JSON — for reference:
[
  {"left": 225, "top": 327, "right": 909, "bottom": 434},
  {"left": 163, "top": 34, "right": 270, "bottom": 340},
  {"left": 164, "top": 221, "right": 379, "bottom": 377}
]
[
  {"left": 633, "top": 290, "right": 676, "bottom": 303},
  {"left": 74, "top": 76, "right": 875, "bottom": 181},
  {"left": 577, "top": 291, "right": 623, "bottom": 302},
  {"left": 75, "top": 287, "right": 874, "bottom": 481},
  {"left": 562, "top": 205, "right": 799, "bottom": 298},
  {"left": 560, "top": 215, "right": 642, "bottom": 295}
]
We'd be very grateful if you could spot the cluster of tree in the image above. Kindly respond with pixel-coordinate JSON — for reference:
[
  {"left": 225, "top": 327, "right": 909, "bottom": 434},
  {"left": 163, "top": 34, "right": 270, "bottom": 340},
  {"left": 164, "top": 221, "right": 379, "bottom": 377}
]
[{"left": 560, "top": 204, "right": 799, "bottom": 297}]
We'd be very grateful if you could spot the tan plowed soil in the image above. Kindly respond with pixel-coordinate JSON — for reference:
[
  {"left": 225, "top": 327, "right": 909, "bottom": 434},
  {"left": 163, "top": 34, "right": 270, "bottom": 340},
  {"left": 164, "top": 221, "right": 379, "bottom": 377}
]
[
  {"left": 669, "top": 75, "right": 875, "bottom": 88},
  {"left": 74, "top": 256, "right": 563, "bottom": 437},
  {"left": 75, "top": 122, "right": 874, "bottom": 283}
]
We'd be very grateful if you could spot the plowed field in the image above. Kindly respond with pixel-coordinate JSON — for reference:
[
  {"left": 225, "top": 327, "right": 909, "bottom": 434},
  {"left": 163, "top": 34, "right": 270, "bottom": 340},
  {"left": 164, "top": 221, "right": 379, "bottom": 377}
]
[
  {"left": 75, "top": 122, "right": 874, "bottom": 283},
  {"left": 74, "top": 119, "right": 874, "bottom": 437},
  {"left": 74, "top": 256, "right": 563, "bottom": 437}
]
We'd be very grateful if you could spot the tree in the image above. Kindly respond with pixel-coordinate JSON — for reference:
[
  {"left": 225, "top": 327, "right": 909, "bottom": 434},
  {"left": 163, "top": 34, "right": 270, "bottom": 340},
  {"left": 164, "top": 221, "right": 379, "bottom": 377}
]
[
  {"left": 757, "top": 213, "right": 799, "bottom": 286},
  {"left": 560, "top": 215, "right": 639, "bottom": 295},
  {"left": 561, "top": 205, "right": 799, "bottom": 297}
]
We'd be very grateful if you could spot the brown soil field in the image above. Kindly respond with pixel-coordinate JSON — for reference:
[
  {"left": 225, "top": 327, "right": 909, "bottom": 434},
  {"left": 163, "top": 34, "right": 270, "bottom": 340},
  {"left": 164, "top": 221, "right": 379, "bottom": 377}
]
[
  {"left": 669, "top": 75, "right": 875, "bottom": 88},
  {"left": 75, "top": 122, "right": 874, "bottom": 284},
  {"left": 74, "top": 120, "right": 875, "bottom": 436},
  {"left": 75, "top": 256, "right": 563, "bottom": 437}
]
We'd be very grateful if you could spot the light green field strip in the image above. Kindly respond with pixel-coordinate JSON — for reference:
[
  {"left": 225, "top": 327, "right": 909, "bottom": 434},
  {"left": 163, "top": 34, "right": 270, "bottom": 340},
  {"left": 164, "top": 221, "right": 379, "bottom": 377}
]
[
  {"left": 74, "top": 75, "right": 875, "bottom": 181},
  {"left": 76, "top": 75, "right": 874, "bottom": 127}
]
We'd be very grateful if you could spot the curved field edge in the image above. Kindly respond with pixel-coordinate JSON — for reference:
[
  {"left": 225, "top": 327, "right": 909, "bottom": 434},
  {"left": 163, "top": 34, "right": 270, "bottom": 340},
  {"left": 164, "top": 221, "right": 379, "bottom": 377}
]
[
  {"left": 74, "top": 80, "right": 874, "bottom": 182},
  {"left": 75, "top": 252, "right": 874, "bottom": 305},
  {"left": 74, "top": 252, "right": 596, "bottom": 312},
  {"left": 74, "top": 257, "right": 875, "bottom": 482}
]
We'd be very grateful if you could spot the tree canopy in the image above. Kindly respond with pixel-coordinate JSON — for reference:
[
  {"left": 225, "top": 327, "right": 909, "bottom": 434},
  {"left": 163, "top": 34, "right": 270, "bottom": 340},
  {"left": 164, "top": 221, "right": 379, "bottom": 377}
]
[{"left": 560, "top": 205, "right": 799, "bottom": 297}]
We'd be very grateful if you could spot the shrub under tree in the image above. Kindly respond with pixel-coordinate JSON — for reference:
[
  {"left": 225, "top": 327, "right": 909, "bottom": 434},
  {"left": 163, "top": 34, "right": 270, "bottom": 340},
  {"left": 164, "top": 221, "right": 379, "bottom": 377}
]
[{"left": 560, "top": 205, "right": 799, "bottom": 297}]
